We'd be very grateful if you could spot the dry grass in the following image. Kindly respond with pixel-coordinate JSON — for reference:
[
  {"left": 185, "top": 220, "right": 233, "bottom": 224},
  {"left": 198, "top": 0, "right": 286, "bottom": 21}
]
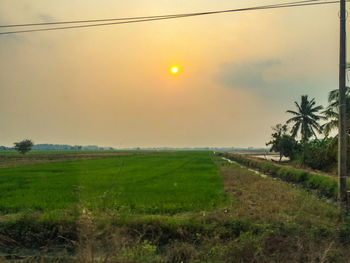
[{"left": 218, "top": 163, "right": 342, "bottom": 226}]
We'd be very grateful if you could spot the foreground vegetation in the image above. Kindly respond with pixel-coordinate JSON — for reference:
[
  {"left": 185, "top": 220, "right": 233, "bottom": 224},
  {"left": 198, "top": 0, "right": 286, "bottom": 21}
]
[{"left": 1, "top": 151, "right": 350, "bottom": 262}]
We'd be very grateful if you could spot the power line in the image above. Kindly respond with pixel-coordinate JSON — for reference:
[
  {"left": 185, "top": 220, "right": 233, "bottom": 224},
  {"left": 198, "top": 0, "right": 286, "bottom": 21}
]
[
  {"left": 0, "top": 0, "right": 344, "bottom": 35},
  {"left": 0, "top": 0, "right": 338, "bottom": 34},
  {"left": 0, "top": 0, "right": 323, "bottom": 28}
]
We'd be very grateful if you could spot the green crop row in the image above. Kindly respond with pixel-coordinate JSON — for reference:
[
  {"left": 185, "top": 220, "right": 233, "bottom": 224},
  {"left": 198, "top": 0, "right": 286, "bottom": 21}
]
[{"left": 218, "top": 153, "right": 345, "bottom": 199}]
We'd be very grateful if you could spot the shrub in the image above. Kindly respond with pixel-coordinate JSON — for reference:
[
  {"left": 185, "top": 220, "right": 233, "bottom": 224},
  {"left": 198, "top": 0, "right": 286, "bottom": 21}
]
[
  {"left": 294, "top": 170, "right": 308, "bottom": 183},
  {"left": 294, "top": 138, "right": 337, "bottom": 172}
]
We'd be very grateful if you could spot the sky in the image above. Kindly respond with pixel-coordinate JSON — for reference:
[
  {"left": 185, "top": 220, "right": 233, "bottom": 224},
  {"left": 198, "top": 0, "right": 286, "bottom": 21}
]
[{"left": 0, "top": 0, "right": 346, "bottom": 148}]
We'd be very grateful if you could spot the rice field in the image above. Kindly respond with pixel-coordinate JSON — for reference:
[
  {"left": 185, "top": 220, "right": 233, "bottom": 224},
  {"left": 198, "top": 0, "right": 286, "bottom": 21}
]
[{"left": 0, "top": 151, "right": 226, "bottom": 216}]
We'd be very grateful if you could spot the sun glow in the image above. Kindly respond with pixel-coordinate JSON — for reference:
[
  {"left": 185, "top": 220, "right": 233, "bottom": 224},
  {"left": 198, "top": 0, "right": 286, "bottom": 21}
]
[{"left": 171, "top": 66, "right": 179, "bottom": 74}]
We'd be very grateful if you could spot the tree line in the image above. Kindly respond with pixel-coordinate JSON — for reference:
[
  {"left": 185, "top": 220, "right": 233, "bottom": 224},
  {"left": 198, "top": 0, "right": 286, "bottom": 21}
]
[{"left": 267, "top": 88, "right": 350, "bottom": 174}]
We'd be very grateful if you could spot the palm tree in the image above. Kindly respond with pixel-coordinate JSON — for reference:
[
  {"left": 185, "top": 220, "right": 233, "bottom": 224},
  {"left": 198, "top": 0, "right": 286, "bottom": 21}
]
[
  {"left": 322, "top": 87, "right": 350, "bottom": 136},
  {"left": 325, "top": 87, "right": 350, "bottom": 109},
  {"left": 286, "top": 95, "right": 324, "bottom": 143},
  {"left": 322, "top": 106, "right": 339, "bottom": 137}
]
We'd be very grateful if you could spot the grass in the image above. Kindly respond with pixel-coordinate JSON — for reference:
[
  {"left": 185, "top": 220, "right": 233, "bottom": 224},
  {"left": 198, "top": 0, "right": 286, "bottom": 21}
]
[
  {"left": 1, "top": 152, "right": 350, "bottom": 262},
  {"left": 217, "top": 159, "right": 342, "bottom": 226},
  {"left": 0, "top": 151, "right": 226, "bottom": 216},
  {"left": 220, "top": 152, "right": 348, "bottom": 199}
]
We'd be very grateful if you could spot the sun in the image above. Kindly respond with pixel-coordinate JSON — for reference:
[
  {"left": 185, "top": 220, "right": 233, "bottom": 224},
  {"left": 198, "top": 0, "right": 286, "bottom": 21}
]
[{"left": 171, "top": 66, "right": 179, "bottom": 74}]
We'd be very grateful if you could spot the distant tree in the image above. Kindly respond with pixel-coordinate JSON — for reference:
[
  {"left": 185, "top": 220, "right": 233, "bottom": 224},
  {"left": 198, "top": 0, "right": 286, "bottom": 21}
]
[
  {"left": 14, "top": 139, "right": 34, "bottom": 154},
  {"left": 286, "top": 95, "right": 324, "bottom": 143},
  {"left": 266, "top": 124, "right": 299, "bottom": 161}
]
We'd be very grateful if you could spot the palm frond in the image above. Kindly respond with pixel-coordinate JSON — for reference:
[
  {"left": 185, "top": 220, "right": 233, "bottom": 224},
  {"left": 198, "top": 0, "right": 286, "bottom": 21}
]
[{"left": 286, "top": 95, "right": 324, "bottom": 142}]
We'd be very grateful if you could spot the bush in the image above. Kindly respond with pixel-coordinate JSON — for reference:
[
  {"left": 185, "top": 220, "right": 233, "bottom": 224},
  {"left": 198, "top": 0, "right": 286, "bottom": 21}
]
[
  {"left": 294, "top": 170, "right": 308, "bottom": 183},
  {"left": 305, "top": 174, "right": 337, "bottom": 198},
  {"left": 295, "top": 138, "right": 337, "bottom": 172}
]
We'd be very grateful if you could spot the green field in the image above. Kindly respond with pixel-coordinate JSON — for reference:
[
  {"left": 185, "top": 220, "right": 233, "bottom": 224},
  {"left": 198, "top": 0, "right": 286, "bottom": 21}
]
[
  {"left": 1, "top": 151, "right": 350, "bottom": 262},
  {"left": 0, "top": 151, "right": 226, "bottom": 216}
]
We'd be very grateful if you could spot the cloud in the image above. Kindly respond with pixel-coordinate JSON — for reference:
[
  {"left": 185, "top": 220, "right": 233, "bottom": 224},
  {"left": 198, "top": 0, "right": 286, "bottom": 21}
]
[
  {"left": 214, "top": 58, "right": 335, "bottom": 105},
  {"left": 215, "top": 59, "right": 282, "bottom": 90}
]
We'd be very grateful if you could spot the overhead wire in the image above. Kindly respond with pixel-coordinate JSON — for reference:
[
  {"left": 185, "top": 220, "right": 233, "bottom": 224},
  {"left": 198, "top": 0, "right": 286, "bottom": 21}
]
[
  {"left": 0, "top": 0, "right": 324, "bottom": 28},
  {"left": 0, "top": 0, "right": 345, "bottom": 35}
]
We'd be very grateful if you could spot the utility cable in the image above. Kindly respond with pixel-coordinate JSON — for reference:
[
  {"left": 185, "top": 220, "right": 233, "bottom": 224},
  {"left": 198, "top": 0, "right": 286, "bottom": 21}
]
[
  {"left": 0, "top": 0, "right": 324, "bottom": 28},
  {"left": 0, "top": 0, "right": 345, "bottom": 35}
]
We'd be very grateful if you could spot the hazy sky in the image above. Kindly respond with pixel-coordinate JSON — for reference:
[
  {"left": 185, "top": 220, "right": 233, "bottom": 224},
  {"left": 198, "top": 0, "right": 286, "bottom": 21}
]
[{"left": 0, "top": 0, "right": 346, "bottom": 148}]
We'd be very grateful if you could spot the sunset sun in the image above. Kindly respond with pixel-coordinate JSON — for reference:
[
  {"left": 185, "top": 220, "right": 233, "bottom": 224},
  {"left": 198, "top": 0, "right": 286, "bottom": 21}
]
[{"left": 171, "top": 66, "right": 179, "bottom": 74}]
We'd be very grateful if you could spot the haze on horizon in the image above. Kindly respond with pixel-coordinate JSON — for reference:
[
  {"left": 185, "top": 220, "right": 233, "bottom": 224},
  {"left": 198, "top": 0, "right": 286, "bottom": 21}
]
[{"left": 0, "top": 0, "right": 345, "bottom": 148}]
